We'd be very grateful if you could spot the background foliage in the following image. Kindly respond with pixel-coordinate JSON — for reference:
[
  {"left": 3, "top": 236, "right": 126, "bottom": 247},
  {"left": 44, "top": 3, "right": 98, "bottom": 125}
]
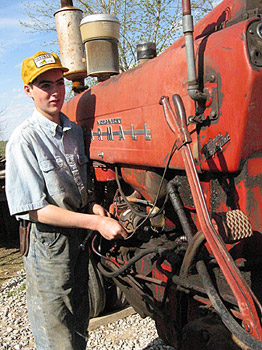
[{"left": 0, "top": 141, "right": 7, "bottom": 159}]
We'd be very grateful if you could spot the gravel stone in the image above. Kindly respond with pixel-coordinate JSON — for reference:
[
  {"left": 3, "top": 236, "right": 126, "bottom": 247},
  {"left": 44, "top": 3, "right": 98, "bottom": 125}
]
[{"left": 0, "top": 269, "right": 175, "bottom": 349}]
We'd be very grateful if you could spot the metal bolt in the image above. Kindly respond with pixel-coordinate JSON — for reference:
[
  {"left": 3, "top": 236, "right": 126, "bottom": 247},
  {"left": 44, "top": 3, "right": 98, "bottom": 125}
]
[
  {"left": 242, "top": 320, "right": 252, "bottom": 333},
  {"left": 210, "top": 110, "right": 217, "bottom": 119},
  {"left": 209, "top": 74, "right": 216, "bottom": 83}
]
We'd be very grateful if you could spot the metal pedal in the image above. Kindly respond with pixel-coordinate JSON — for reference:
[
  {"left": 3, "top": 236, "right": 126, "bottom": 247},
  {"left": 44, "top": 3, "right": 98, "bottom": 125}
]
[{"left": 212, "top": 210, "right": 253, "bottom": 243}]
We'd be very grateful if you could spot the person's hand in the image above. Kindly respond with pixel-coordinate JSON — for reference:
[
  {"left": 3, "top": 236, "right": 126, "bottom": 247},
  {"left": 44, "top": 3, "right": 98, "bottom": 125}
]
[
  {"left": 97, "top": 216, "right": 128, "bottom": 240},
  {"left": 89, "top": 203, "right": 127, "bottom": 240},
  {"left": 91, "top": 203, "right": 110, "bottom": 217}
]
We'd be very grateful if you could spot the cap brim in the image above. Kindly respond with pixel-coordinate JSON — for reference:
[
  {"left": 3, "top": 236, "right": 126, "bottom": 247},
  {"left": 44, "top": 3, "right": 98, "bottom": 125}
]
[{"left": 28, "top": 65, "right": 69, "bottom": 84}]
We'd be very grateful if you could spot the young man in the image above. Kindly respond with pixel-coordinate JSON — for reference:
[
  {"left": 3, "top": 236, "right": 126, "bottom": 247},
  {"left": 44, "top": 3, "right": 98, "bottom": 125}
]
[{"left": 5, "top": 51, "right": 127, "bottom": 350}]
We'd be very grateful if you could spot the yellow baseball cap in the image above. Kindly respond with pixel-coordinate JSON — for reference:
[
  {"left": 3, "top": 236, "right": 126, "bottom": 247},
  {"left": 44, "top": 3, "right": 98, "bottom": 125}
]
[{"left": 21, "top": 51, "right": 69, "bottom": 85}]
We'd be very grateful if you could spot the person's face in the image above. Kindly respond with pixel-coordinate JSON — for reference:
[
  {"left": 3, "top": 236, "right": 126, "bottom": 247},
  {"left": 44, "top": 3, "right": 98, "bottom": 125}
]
[{"left": 24, "top": 69, "right": 65, "bottom": 122}]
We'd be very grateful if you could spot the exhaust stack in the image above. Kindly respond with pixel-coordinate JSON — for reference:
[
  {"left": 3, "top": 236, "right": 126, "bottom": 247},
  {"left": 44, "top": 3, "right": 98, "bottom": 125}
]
[
  {"left": 136, "top": 42, "right": 157, "bottom": 65},
  {"left": 182, "top": 0, "right": 206, "bottom": 102},
  {"left": 54, "top": 0, "right": 87, "bottom": 91}
]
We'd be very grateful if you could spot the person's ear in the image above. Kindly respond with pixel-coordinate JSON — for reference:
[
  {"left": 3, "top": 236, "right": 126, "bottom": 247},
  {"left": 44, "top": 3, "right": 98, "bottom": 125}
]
[{"left": 24, "top": 84, "right": 33, "bottom": 97}]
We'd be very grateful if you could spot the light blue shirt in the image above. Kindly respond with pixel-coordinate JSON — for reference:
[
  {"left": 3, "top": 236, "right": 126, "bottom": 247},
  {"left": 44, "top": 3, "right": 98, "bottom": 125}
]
[{"left": 5, "top": 109, "right": 90, "bottom": 220}]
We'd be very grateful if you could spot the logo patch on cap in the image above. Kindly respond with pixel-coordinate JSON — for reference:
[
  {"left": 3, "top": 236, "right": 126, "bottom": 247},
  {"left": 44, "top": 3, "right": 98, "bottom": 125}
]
[{"left": 34, "top": 54, "right": 56, "bottom": 68}]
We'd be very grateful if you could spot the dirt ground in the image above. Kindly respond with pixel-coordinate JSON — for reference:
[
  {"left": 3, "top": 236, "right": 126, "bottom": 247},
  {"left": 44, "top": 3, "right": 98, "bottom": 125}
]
[{"left": 0, "top": 240, "right": 23, "bottom": 288}]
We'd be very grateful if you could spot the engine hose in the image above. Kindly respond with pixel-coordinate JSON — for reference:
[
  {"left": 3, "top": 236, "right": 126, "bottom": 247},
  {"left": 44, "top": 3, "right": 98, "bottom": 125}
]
[
  {"left": 114, "top": 166, "right": 167, "bottom": 219},
  {"left": 114, "top": 139, "right": 177, "bottom": 221},
  {"left": 196, "top": 260, "right": 262, "bottom": 350},
  {"left": 179, "top": 231, "right": 205, "bottom": 278},
  {"left": 167, "top": 177, "right": 194, "bottom": 243},
  {"left": 97, "top": 246, "right": 167, "bottom": 278}
]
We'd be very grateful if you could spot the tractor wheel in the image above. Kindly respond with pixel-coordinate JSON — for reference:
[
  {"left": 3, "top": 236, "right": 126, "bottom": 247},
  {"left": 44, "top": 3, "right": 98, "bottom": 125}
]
[
  {"left": 104, "top": 281, "right": 128, "bottom": 313},
  {"left": 154, "top": 284, "right": 179, "bottom": 348},
  {"left": 88, "top": 254, "right": 106, "bottom": 318}
]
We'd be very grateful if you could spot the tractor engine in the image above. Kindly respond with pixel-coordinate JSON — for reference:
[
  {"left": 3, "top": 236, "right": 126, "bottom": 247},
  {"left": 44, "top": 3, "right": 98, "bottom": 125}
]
[{"left": 55, "top": 0, "right": 262, "bottom": 348}]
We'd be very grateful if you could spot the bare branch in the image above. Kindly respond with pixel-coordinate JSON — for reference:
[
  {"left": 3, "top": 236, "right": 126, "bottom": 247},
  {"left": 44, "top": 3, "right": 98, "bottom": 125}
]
[
  {"left": 153, "top": 0, "right": 161, "bottom": 44},
  {"left": 77, "top": 0, "right": 95, "bottom": 13}
]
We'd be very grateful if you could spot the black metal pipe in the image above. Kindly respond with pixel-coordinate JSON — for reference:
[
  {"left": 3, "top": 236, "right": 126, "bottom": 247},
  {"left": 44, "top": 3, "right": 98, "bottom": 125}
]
[
  {"left": 179, "top": 231, "right": 205, "bottom": 278},
  {"left": 167, "top": 177, "right": 194, "bottom": 243},
  {"left": 97, "top": 246, "right": 167, "bottom": 278}
]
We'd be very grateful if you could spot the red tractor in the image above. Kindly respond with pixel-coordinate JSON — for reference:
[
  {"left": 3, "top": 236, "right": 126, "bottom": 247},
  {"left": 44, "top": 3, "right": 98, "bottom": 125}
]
[{"left": 55, "top": 0, "right": 262, "bottom": 348}]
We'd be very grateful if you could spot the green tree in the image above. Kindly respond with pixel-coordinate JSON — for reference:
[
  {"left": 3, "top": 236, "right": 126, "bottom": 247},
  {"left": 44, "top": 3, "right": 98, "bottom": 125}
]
[{"left": 21, "top": 0, "right": 214, "bottom": 70}]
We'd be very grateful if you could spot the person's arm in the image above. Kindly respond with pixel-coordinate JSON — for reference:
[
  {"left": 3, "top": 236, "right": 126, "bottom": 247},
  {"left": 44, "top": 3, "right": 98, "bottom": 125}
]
[{"left": 29, "top": 204, "right": 127, "bottom": 240}]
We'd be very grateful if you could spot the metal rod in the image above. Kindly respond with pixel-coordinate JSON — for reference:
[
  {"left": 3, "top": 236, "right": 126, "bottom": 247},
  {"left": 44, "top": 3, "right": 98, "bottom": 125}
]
[{"left": 61, "top": 0, "right": 73, "bottom": 7}]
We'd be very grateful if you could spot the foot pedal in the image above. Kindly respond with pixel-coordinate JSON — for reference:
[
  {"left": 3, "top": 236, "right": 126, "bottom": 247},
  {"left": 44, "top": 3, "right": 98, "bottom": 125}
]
[{"left": 212, "top": 210, "right": 253, "bottom": 243}]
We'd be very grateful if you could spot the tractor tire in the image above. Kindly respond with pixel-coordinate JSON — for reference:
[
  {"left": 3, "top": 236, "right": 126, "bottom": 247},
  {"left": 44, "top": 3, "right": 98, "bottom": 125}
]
[
  {"left": 104, "top": 281, "right": 128, "bottom": 313},
  {"left": 88, "top": 254, "right": 106, "bottom": 318}
]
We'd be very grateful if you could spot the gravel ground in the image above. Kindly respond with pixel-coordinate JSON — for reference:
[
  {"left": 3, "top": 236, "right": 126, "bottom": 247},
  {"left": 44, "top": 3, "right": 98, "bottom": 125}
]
[{"left": 0, "top": 269, "right": 175, "bottom": 350}]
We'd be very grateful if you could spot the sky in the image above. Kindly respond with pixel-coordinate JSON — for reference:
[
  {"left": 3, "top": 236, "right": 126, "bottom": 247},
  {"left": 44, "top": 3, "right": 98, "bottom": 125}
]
[{"left": 0, "top": 0, "right": 57, "bottom": 140}]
